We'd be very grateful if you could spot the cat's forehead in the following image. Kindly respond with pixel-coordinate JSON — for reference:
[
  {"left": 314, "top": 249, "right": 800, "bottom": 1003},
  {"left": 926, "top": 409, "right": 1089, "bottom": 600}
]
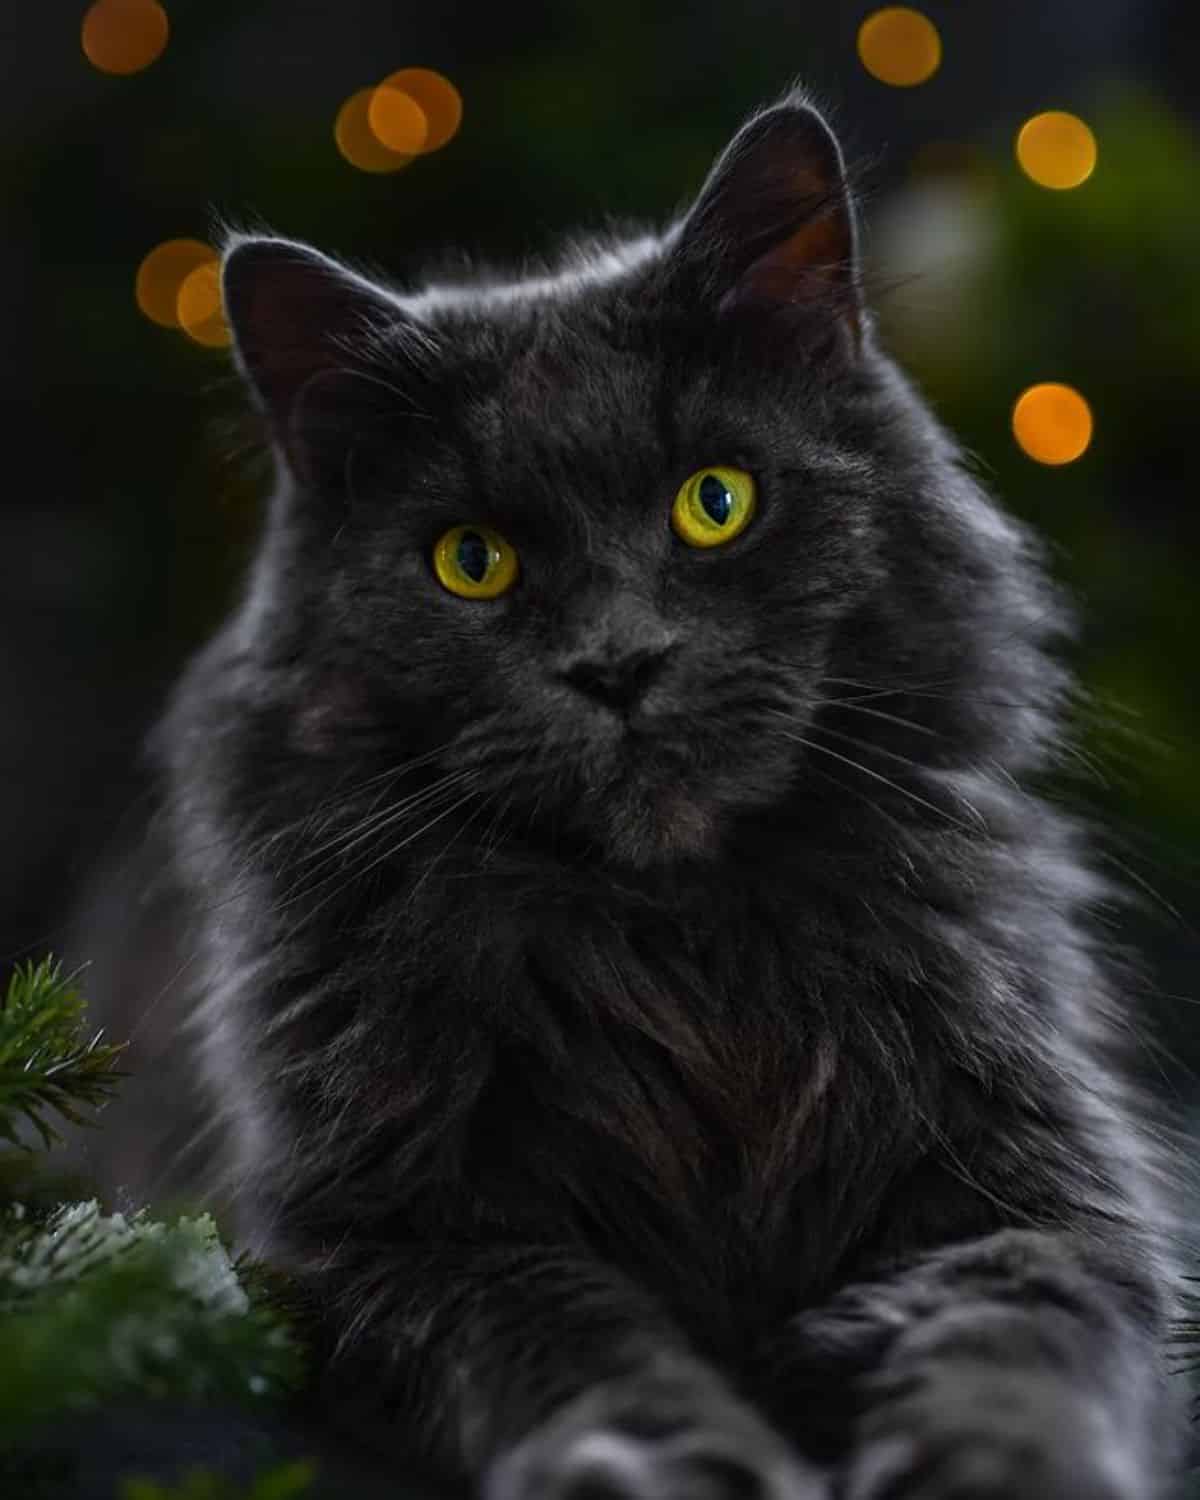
[
  {"left": 428, "top": 289, "right": 673, "bottom": 470},
  {"left": 453, "top": 289, "right": 802, "bottom": 465},
  {"left": 391, "top": 265, "right": 842, "bottom": 512}
]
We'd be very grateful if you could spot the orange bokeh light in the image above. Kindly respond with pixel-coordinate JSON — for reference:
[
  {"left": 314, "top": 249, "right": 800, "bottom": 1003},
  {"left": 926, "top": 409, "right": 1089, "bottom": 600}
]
[
  {"left": 177, "top": 261, "right": 231, "bottom": 348},
  {"left": 82, "top": 0, "right": 169, "bottom": 76},
  {"left": 135, "top": 239, "right": 215, "bottom": 328},
  {"left": 335, "top": 88, "right": 414, "bottom": 173},
  {"left": 367, "top": 86, "right": 429, "bottom": 155},
  {"left": 376, "top": 68, "right": 463, "bottom": 152},
  {"left": 857, "top": 8, "right": 941, "bottom": 88},
  {"left": 1015, "top": 111, "right": 1098, "bottom": 190},
  {"left": 1012, "top": 383, "right": 1094, "bottom": 466}
]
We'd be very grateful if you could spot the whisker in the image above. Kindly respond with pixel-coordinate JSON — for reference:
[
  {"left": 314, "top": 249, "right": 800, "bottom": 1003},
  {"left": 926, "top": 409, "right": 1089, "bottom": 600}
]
[
  {"left": 770, "top": 714, "right": 982, "bottom": 835},
  {"left": 405, "top": 788, "right": 499, "bottom": 911},
  {"left": 791, "top": 755, "right": 910, "bottom": 841},
  {"left": 293, "top": 767, "right": 477, "bottom": 876},
  {"left": 813, "top": 722, "right": 941, "bottom": 776},
  {"left": 270, "top": 773, "right": 481, "bottom": 917},
  {"left": 822, "top": 696, "right": 943, "bottom": 739},
  {"left": 279, "top": 743, "right": 458, "bottom": 851},
  {"left": 210, "top": 740, "right": 458, "bottom": 884},
  {"left": 476, "top": 786, "right": 518, "bottom": 866},
  {"left": 328, "top": 787, "right": 483, "bottom": 903},
  {"left": 827, "top": 681, "right": 1049, "bottom": 713},
  {"left": 1096, "top": 850, "right": 1189, "bottom": 931}
]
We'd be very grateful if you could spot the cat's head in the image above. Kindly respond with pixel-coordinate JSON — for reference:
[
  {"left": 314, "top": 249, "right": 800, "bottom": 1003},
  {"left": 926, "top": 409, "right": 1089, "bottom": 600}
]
[{"left": 205, "top": 92, "right": 1059, "bottom": 872}]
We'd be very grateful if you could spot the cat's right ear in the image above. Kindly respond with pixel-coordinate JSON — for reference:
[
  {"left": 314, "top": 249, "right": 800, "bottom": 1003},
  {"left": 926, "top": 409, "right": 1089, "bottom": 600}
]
[
  {"left": 222, "top": 236, "right": 423, "bottom": 492},
  {"left": 661, "top": 95, "right": 863, "bottom": 354}
]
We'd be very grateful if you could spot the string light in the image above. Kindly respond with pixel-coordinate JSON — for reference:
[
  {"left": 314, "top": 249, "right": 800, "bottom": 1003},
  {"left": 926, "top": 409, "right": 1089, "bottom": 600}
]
[
  {"left": 1012, "top": 383, "right": 1093, "bottom": 465},
  {"left": 857, "top": 8, "right": 941, "bottom": 88},
  {"left": 177, "top": 262, "right": 231, "bottom": 347},
  {"left": 135, "top": 239, "right": 215, "bottom": 329},
  {"left": 1016, "top": 111, "right": 1097, "bottom": 190},
  {"left": 82, "top": 0, "right": 168, "bottom": 76}
]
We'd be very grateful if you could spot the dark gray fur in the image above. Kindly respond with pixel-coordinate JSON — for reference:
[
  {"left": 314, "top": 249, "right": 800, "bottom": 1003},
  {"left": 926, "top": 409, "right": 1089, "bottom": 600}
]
[{"left": 145, "top": 90, "right": 1186, "bottom": 1499}]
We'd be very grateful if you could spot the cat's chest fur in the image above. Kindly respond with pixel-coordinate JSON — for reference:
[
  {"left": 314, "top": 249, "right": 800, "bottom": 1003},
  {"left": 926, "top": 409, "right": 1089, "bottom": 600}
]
[
  {"left": 391, "top": 877, "right": 927, "bottom": 1348},
  {"left": 260, "top": 856, "right": 943, "bottom": 1349}
]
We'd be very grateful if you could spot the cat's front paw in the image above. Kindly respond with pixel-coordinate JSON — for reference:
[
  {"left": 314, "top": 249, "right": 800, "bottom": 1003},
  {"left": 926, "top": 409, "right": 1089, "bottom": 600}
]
[
  {"left": 844, "top": 1370, "right": 1140, "bottom": 1500},
  {"left": 485, "top": 1375, "right": 827, "bottom": 1500}
]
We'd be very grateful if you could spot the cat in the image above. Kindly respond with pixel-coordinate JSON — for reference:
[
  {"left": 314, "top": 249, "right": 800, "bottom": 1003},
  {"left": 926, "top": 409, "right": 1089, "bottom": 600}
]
[{"left": 144, "top": 87, "right": 1186, "bottom": 1499}]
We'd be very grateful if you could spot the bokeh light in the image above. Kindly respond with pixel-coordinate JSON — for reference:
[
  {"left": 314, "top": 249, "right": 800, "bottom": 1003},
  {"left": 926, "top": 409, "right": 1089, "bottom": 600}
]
[
  {"left": 135, "top": 239, "right": 215, "bottom": 329},
  {"left": 335, "top": 88, "right": 414, "bottom": 173},
  {"left": 82, "top": 0, "right": 169, "bottom": 76},
  {"left": 1015, "top": 111, "right": 1098, "bottom": 190},
  {"left": 176, "top": 261, "right": 231, "bottom": 348},
  {"left": 367, "top": 86, "right": 429, "bottom": 155},
  {"left": 336, "top": 69, "right": 462, "bottom": 170},
  {"left": 857, "top": 8, "right": 941, "bottom": 88},
  {"left": 1012, "top": 383, "right": 1093, "bottom": 465},
  {"left": 376, "top": 68, "right": 463, "bottom": 152}
]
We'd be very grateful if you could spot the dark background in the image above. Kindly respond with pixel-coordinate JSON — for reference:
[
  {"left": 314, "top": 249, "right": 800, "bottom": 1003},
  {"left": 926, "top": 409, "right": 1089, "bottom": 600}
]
[{"left": 5, "top": 1, "right": 1199, "bottom": 1127}]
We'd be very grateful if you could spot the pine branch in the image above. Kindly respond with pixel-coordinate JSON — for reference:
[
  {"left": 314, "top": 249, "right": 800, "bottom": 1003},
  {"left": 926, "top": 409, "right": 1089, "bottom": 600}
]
[
  {"left": 0, "top": 958, "right": 125, "bottom": 1148},
  {"left": 0, "top": 953, "right": 311, "bottom": 1496},
  {"left": 0, "top": 1201, "right": 303, "bottom": 1434}
]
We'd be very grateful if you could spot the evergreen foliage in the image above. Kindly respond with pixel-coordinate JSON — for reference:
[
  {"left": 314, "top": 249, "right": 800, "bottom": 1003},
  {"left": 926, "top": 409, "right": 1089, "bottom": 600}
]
[
  {"left": 0, "top": 958, "right": 305, "bottom": 1496},
  {"left": 0, "top": 959, "right": 125, "bottom": 1149}
]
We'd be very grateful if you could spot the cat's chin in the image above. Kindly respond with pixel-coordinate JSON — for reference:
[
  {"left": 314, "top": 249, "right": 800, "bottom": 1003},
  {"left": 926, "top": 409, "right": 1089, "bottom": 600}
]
[
  {"left": 560, "top": 723, "right": 793, "bottom": 868},
  {"left": 600, "top": 786, "right": 723, "bottom": 869}
]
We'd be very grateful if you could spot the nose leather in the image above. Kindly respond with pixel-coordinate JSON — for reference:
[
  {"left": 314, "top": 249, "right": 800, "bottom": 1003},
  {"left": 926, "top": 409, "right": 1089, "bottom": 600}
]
[{"left": 559, "top": 646, "right": 673, "bottom": 712}]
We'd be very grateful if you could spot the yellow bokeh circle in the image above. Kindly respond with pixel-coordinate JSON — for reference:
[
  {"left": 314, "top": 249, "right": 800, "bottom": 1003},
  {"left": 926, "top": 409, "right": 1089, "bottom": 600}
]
[
  {"left": 135, "top": 239, "right": 216, "bottom": 329},
  {"left": 367, "top": 86, "right": 429, "bottom": 155},
  {"left": 335, "top": 88, "right": 414, "bottom": 173},
  {"left": 177, "top": 261, "right": 231, "bottom": 348},
  {"left": 857, "top": 8, "right": 942, "bottom": 88},
  {"left": 1016, "top": 111, "right": 1098, "bottom": 190},
  {"left": 377, "top": 69, "right": 463, "bottom": 152},
  {"left": 1012, "top": 383, "right": 1093, "bottom": 466},
  {"left": 82, "top": 0, "right": 169, "bottom": 76},
  {"left": 336, "top": 69, "right": 463, "bottom": 171}
]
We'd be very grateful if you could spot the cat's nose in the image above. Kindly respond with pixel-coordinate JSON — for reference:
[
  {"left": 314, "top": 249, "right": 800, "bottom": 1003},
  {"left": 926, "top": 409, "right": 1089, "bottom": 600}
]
[{"left": 558, "top": 646, "right": 675, "bottom": 714}]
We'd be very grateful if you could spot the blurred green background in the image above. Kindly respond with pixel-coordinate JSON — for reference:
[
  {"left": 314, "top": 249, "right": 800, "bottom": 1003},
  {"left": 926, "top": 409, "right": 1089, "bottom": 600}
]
[{"left": 3, "top": 1, "right": 1198, "bottom": 1104}]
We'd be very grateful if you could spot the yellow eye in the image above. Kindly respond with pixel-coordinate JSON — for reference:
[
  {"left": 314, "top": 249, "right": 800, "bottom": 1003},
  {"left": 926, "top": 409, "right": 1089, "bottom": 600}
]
[
  {"left": 670, "top": 467, "right": 756, "bottom": 548},
  {"left": 432, "top": 524, "right": 519, "bottom": 599}
]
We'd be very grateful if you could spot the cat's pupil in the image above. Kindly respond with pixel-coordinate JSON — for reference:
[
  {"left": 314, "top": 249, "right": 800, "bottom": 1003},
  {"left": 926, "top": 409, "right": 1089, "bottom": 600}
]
[
  {"left": 457, "top": 532, "right": 490, "bottom": 583},
  {"left": 699, "top": 474, "right": 733, "bottom": 526}
]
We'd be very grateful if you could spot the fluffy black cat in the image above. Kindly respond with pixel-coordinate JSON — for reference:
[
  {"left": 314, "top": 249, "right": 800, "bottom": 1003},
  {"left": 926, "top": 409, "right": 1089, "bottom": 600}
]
[{"left": 151, "top": 91, "right": 1185, "bottom": 1499}]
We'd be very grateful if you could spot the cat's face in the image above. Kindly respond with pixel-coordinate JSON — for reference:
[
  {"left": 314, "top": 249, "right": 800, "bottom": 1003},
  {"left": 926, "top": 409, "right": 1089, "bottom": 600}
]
[
  {"left": 216, "top": 98, "right": 1020, "bottom": 872},
  {"left": 299, "top": 290, "right": 881, "bottom": 867}
]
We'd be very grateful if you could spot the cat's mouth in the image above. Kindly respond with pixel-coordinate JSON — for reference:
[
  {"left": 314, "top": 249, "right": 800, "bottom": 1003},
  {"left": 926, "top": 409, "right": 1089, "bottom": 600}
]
[{"left": 456, "top": 698, "right": 796, "bottom": 868}]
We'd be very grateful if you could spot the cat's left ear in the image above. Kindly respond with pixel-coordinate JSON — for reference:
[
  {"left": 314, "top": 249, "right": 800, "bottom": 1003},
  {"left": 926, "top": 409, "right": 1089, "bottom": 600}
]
[
  {"left": 222, "top": 236, "right": 424, "bottom": 492},
  {"left": 663, "top": 96, "right": 862, "bottom": 350}
]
